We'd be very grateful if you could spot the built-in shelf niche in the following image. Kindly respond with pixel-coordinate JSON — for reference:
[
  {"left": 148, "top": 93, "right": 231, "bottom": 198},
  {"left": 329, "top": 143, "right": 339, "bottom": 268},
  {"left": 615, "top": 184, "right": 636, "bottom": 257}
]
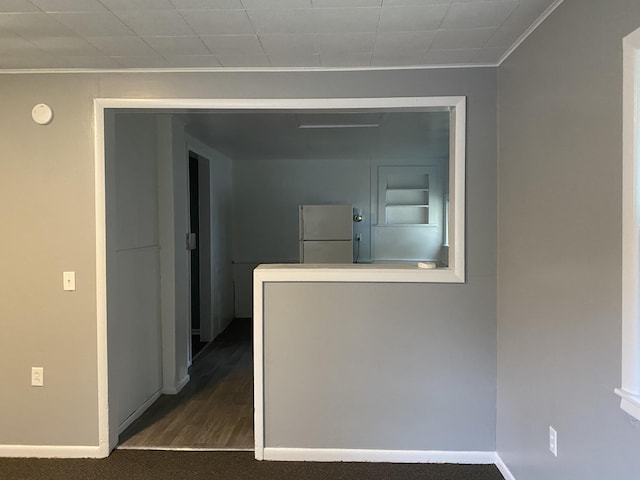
[{"left": 379, "top": 168, "right": 433, "bottom": 225}]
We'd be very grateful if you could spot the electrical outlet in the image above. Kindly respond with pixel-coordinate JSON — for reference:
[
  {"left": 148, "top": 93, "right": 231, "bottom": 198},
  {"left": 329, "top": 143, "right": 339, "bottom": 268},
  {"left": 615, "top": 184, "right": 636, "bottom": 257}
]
[
  {"left": 549, "top": 426, "right": 558, "bottom": 456},
  {"left": 31, "top": 367, "right": 44, "bottom": 387}
]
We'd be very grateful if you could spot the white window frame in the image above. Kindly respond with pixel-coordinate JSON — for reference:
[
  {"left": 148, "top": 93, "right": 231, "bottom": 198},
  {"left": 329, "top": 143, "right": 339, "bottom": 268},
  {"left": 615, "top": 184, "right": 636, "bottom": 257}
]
[{"left": 617, "top": 27, "right": 640, "bottom": 421}]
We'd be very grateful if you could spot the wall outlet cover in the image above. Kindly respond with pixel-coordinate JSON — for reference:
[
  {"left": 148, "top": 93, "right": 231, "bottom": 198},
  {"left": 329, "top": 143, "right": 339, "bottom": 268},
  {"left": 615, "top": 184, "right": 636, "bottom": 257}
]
[{"left": 31, "top": 367, "right": 44, "bottom": 387}]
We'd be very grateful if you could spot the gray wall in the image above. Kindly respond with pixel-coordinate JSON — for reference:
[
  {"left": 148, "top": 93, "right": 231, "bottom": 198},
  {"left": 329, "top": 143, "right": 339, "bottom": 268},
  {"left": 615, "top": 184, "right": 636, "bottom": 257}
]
[
  {"left": 0, "top": 75, "right": 100, "bottom": 446},
  {"left": 106, "top": 113, "right": 162, "bottom": 430},
  {"left": 497, "top": 1, "right": 640, "bottom": 478},
  {"left": 233, "top": 157, "right": 371, "bottom": 264},
  {"left": 264, "top": 282, "right": 496, "bottom": 450},
  {"left": 0, "top": 67, "right": 495, "bottom": 449},
  {"left": 232, "top": 155, "right": 448, "bottom": 265},
  {"left": 156, "top": 115, "right": 191, "bottom": 393}
]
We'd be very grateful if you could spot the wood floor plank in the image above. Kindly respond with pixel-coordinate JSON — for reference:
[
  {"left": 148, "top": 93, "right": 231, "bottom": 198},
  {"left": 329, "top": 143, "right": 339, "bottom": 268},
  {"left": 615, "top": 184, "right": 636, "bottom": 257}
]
[{"left": 119, "top": 319, "right": 254, "bottom": 449}]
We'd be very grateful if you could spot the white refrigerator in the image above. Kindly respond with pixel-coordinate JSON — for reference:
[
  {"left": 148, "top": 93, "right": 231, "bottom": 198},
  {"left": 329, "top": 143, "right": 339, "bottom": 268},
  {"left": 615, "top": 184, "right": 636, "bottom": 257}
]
[{"left": 299, "top": 204, "right": 353, "bottom": 263}]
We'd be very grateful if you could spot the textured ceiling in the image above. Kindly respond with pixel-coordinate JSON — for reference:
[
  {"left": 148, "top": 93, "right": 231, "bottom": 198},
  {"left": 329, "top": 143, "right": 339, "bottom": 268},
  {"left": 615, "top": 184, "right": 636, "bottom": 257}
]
[{"left": 0, "top": 0, "right": 560, "bottom": 70}]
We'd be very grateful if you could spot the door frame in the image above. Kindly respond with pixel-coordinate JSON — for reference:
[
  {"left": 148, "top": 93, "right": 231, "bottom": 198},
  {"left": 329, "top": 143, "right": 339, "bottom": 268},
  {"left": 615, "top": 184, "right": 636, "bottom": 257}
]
[
  {"left": 618, "top": 26, "right": 640, "bottom": 421},
  {"left": 187, "top": 148, "right": 216, "bottom": 354},
  {"left": 94, "top": 96, "right": 466, "bottom": 457}
]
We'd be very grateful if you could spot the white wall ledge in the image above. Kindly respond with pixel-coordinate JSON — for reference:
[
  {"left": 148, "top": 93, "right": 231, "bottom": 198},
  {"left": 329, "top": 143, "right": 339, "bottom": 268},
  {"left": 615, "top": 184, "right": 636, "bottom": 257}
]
[
  {"left": 254, "top": 263, "right": 465, "bottom": 284},
  {"left": 615, "top": 388, "right": 640, "bottom": 421}
]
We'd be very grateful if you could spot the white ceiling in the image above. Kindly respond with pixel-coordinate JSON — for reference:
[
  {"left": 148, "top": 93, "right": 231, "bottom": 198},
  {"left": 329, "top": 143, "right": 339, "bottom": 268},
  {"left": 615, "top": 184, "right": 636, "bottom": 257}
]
[{"left": 0, "top": 0, "right": 560, "bottom": 70}]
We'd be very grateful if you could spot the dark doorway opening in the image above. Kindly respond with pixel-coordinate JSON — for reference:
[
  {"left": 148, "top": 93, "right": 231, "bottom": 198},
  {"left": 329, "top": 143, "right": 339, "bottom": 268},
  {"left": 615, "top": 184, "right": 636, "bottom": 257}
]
[{"left": 189, "top": 152, "right": 207, "bottom": 358}]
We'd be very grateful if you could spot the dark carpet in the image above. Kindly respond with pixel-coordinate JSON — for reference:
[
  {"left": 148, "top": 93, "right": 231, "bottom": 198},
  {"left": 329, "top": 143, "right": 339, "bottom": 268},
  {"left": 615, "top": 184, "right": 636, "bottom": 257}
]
[{"left": 0, "top": 451, "right": 504, "bottom": 480}]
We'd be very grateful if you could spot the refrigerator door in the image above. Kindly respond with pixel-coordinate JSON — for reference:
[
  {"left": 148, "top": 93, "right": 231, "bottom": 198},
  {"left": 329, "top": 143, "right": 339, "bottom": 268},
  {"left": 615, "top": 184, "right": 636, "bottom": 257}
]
[
  {"left": 300, "top": 204, "right": 353, "bottom": 240},
  {"left": 301, "top": 240, "right": 353, "bottom": 263}
]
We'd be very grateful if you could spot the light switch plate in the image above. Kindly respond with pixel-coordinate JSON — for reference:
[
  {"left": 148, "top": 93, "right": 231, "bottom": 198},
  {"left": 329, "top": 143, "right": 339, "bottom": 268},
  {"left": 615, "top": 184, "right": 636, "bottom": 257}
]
[
  {"left": 549, "top": 426, "right": 558, "bottom": 456},
  {"left": 63, "top": 271, "right": 76, "bottom": 291}
]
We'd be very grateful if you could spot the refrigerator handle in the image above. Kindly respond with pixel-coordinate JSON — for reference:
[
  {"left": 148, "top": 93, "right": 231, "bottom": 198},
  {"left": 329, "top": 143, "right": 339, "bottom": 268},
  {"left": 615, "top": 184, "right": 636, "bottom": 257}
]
[{"left": 299, "top": 205, "right": 304, "bottom": 241}]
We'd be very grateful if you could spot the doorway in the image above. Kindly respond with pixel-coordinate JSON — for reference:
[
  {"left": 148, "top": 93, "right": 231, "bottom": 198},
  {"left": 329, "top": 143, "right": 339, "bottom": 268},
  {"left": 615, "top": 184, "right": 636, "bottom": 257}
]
[
  {"left": 117, "top": 318, "right": 253, "bottom": 449},
  {"left": 105, "top": 117, "right": 250, "bottom": 450}
]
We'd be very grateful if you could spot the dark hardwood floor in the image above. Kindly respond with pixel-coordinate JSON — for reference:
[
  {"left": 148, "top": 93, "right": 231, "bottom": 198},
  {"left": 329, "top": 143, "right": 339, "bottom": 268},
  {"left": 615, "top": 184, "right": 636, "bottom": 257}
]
[{"left": 118, "top": 319, "right": 254, "bottom": 450}]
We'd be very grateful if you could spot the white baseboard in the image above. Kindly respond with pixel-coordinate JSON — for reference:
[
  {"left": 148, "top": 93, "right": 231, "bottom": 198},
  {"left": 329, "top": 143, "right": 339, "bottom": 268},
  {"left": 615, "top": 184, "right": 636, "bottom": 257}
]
[
  {"left": 162, "top": 374, "right": 190, "bottom": 395},
  {"left": 176, "top": 374, "right": 190, "bottom": 392},
  {"left": 0, "top": 445, "right": 105, "bottom": 458},
  {"left": 262, "top": 448, "right": 497, "bottom": 464},
  {"left": 0, "top": 442, "right": 517, "bottom": 476},
  {"left": 118, "top": 390, "right": 162, "bottom": 434},
  {"left": 494, "top": 453, "right": 517, "bottom": 480},
  {"left": 118, "top": 446, "right": 253, "bottom": 452}
]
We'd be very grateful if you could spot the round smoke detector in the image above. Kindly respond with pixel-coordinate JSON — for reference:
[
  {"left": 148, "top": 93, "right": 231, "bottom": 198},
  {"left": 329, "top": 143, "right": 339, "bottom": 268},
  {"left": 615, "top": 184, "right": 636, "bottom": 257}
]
[{"left": 32, "top": 103, "right": 54, "bottom": 125}]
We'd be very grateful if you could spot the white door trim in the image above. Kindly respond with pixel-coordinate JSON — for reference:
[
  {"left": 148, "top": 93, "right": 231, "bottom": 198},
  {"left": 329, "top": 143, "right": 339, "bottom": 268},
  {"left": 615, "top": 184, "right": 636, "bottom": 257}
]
[
  {"left": 618, "top": 26, "right": 640, "bottom": 421},
  {"left": 94, "top": 99, "right": 110, "bottom": 457}
]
